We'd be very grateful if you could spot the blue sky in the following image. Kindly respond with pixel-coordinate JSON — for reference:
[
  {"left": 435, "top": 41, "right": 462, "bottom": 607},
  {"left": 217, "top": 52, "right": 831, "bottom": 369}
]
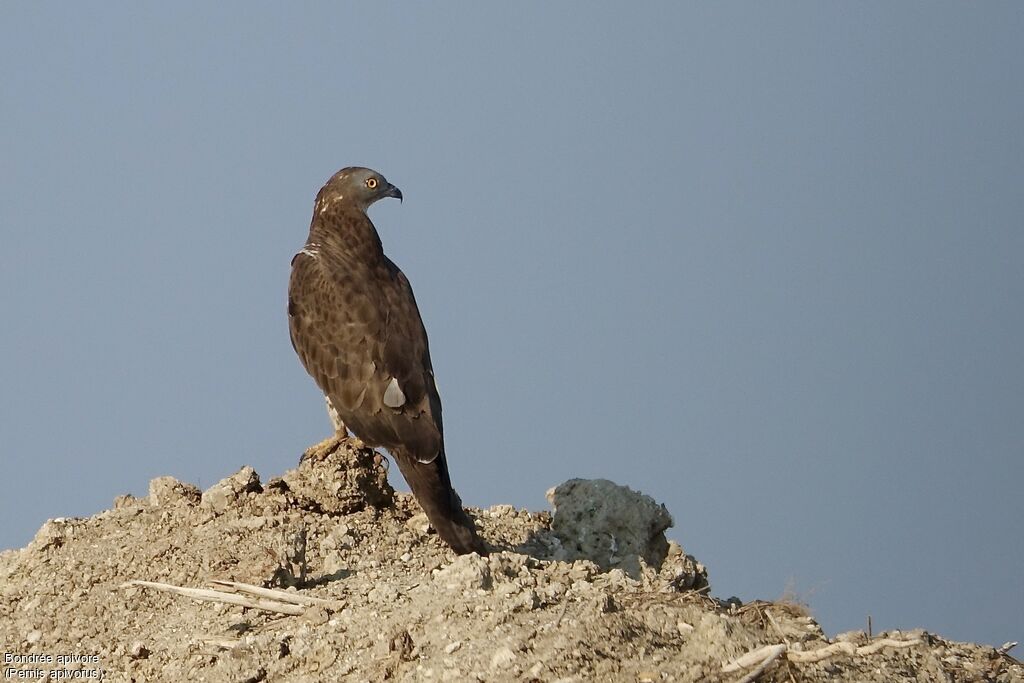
[{"left": 1, "top": 3, "right": 1021, "bottom": 646}]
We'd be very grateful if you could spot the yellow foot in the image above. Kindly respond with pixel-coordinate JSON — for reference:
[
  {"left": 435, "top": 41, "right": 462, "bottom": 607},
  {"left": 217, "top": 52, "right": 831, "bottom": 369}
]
[
  {"left": 300, "top": 434, "right": 344, "bottom": 464},
  {"left": 299, "top": 433, "right": 368, "bottom": 464}
]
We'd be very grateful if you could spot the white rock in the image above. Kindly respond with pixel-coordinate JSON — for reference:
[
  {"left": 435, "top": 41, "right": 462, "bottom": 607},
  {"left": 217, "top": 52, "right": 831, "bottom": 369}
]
[
  {"left": 434, "top": 554, "right": 492, "bottom": 592},
  {"left": 201, "top": 467, "right": 262, "bottom": 512},
  {"left": 547, "top": 478, "right": 673, "bottom": 577},
  {"left": 148, "top": 476, "right": 200, "bottom": 507},
  {"left": 490, "top": 646, "right": 516, "bottom": 670}
]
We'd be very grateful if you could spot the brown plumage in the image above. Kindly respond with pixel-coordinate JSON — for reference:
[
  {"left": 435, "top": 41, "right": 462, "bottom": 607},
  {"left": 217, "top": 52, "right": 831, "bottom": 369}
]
[{"left": 288, "top": 167, "right": 485, "bottom": 555}]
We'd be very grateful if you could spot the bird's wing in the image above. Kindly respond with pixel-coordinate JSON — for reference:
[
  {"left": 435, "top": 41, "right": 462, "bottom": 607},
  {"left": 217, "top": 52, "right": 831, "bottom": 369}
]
[
  {"left": 288, "top": 250, "right": 443, "bottom": 462},
  {"left": 381, "top": 257, "right": 445, "bottom": 434}
]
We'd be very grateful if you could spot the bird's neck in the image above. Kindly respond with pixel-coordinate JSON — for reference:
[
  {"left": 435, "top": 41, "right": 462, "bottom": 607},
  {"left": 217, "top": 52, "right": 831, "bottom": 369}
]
[{"left": 307, "top": 207, "right": 385, "bottom": 265}]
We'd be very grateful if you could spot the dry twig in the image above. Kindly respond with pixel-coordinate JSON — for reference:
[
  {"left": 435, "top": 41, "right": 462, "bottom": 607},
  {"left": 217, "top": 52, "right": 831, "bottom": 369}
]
[
  {"left": 196, "top": 637, "right": 242, "bottom": 650},
  {"left": 734, "top": 644, "right": 786, "bottom": 683},
  {"left": 122, "top": 579, "right": 305, "bottom": 616},
  {"left": 724, "top": 636, "right": 923, "bottom": 674},
  {"left": 724, "top": 644, "right": 786, "bottom": 673},
  {"left": 208, "top": 579, "right": 344, "bottom": 608},
  {"left": 855, "top": 637, "right": 922, "bottom": 656}
]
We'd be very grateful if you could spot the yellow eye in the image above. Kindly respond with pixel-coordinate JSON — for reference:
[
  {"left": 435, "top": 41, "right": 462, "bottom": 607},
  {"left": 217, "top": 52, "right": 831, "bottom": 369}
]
[{"left": 366, "top": 178, "right": 378, "bottom": 189}]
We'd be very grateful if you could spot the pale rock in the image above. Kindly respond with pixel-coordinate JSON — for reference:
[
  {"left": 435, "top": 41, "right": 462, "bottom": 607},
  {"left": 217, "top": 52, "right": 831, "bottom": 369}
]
[
  {"left": 434, "top": 553, "right": 492, "bottom": 592},
  {"left": 147, "top": 476, "right": 200, "bottom": 507},
  {"left": 201, "top": 467, "right": 262, "bottom": 512},
  {"left": 547, "top": 478, "right": 673, "bottom": 578},
  {"left": 489, "top": 645, "right": 516, "bottom": 670}
]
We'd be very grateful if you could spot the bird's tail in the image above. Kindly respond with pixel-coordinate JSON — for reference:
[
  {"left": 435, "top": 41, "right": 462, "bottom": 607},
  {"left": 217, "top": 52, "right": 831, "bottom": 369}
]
[{"left": 394, "top": 447, "right": 486, "bottom": 556}]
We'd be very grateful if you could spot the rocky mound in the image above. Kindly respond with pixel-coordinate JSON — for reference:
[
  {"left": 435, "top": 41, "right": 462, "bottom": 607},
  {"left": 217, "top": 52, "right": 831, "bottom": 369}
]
[{"left": 1, "top": 441, "right": 1020, "bottom": 682}]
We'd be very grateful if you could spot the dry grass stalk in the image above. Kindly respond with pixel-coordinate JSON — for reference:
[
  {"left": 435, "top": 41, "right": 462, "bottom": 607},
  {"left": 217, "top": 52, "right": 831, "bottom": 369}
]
[
  {"left": 122, "top": 579, "right": 305, "bottom": 616},
  {"left": 734, "top": 644, "right": 786, "bottom": 683},
  {"left": 725, "top": 636, "right": 923, "bottom": 672},
  {"left": 208, "top": 579, "right": 344, "bottom": 608}
]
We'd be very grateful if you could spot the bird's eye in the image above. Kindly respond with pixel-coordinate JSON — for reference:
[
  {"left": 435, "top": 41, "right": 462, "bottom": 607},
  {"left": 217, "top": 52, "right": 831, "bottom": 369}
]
[{"left": 366, "top": 178, "right": 379, "bottom": 189}]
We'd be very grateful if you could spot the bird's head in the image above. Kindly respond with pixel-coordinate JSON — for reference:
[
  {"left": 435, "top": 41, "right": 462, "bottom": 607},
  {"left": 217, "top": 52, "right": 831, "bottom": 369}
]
[{"left": 315, "top": 167, "right": 403, "bottom": 214}]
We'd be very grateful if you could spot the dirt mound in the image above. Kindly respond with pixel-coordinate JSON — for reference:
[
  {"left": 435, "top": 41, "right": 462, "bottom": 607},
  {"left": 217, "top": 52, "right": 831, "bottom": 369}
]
[{"left": 1, "top": 441, "right": 1020, "bottom": 682}]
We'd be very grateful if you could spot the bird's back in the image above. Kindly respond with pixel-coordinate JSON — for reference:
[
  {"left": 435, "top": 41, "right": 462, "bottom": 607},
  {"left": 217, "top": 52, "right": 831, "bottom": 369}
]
[{"left": 288, "top": 209, "right": 444, "bottom": 463}]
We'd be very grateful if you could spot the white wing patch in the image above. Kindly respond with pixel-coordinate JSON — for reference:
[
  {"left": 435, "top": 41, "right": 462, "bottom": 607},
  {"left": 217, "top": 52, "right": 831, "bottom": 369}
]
[{"left": 383, "top": 377, "right": 406, "bottom": 408}]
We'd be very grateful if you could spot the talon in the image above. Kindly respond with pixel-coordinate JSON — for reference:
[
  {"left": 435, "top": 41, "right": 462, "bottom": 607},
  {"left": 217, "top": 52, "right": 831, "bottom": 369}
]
[{"left": 300, "top": 434, "right": 345, "bottom": 464}]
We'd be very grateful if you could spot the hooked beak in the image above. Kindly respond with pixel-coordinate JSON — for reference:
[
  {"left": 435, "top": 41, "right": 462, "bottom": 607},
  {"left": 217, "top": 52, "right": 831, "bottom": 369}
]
[{"left": 384, "top": 183, "right": 403, "bottom": 203}]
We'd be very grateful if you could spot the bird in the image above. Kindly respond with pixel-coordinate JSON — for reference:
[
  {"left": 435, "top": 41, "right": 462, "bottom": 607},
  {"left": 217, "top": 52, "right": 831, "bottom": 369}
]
[{"left": 287, "top": 167, "right": 486, "bottom": 555}]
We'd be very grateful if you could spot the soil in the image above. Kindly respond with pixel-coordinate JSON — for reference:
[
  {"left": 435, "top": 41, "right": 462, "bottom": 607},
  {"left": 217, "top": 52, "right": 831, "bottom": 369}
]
[{"left": 1, "top": 441, "right": 1020, "bottom": 682}]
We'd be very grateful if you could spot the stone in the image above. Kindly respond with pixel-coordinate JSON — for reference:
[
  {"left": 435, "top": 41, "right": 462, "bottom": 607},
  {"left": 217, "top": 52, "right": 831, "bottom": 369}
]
[
  {"left": 279, "top": 443, "right": 394, "bottom": 515},
  {"left": 148, "top": 476, "right": 200, "bottom": 507},
  {"left": 435, "top": 554, "right": 493, "bottom": 592},
  {"left": 489, "top": 646, "right": 516, "bottom": 670},
  {"left": 201, "top": 466, "right": 263, "bottom": 512},
  {"left": 546, "top": 478, "right": 673, "bottom": 577}
]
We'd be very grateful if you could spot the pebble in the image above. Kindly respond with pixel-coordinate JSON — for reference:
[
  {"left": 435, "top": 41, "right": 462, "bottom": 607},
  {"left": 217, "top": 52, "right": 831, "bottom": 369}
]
[
  {"left": 489, "top": 505, "right": 515, "bottom": 518},
  {"left": 129, "top": 641, "right": 150, "bottom": 659},
  {"left": 367, "top": 584, "right": 400, "bottom": 604},
  {"left": 405, "top": 513, "right": 431, "bottom": 533},
  {"left": 490, "top": 646, "right": 516, "bottom": 670},
  {"left": 514, "top": 590, "right": 540, "bottom": 611},
  {"left": 304, "top": 607, "right": 330, "bottom": 626}
]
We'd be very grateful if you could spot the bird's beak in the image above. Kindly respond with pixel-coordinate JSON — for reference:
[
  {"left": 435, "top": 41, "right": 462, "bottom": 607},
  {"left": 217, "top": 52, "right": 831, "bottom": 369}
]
[{"left": 384, "top": 183, "right": 403, "bottom": 203}]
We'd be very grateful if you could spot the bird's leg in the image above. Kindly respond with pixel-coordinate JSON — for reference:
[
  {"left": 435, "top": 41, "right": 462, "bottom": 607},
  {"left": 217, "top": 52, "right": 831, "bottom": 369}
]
[
  {"left": 300, "top": 397, "right": 367, "bottom": 463},
  {"left": 343, "top": 429, "right": 366, "bottom": 451},
  {"left": 326, "top": 395, "right": 366, "bottom": 450},
  {"left": 299, "top": 433, "right": 344, "bottom": 464}
]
